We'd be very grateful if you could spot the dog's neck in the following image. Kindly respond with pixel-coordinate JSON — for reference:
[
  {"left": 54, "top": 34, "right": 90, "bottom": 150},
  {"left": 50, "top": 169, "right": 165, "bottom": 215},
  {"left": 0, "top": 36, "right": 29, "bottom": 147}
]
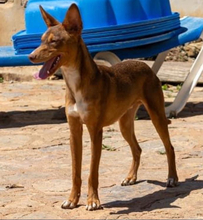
[{"left": 62, "top": 39, "right": 98, "bottom": 95}]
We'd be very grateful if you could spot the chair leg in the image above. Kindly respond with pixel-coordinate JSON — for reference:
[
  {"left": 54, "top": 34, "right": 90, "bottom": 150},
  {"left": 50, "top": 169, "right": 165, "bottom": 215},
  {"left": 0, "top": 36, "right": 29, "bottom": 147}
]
[
  {"left": 165, "top": 45, "right": 203, "bottom": 117},
  {"left": 94, "top": 51, "right": 121, "bottom": 66},
  {"left": 152, "top": 50, "right": 169, "bottom": 74}
]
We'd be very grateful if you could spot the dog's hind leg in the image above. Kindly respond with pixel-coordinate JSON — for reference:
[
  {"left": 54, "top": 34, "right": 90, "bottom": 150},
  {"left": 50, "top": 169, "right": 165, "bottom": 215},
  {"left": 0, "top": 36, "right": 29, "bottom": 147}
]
[
  {"left": 61, "top": 114, "right": 83, "bottom": 209},
  {"left": 143, "top": 83, "right": 178, "bottom": 187},
  {"left": 119, "top": 105, "right": 142, "bottom": 186}
]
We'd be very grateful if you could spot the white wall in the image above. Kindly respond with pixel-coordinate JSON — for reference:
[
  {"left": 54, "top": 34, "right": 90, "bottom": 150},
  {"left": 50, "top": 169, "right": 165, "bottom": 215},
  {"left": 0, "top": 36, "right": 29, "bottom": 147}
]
[
  {"left": 0, "top": 0, "right": 25, "bottom": 46},
  {"left": 170, "top": 0, "right": 203, "bottom": 17}
]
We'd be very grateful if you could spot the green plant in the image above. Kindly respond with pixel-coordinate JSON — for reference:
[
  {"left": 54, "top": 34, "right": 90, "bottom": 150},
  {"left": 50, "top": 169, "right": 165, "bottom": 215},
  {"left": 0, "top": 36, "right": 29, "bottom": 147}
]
[
  {"left": 0, "top": 77, "right": 3, "bottom": 83},
  {"left": 157, "top": 150, "right": 166, "bottom": 155},
  {"left": 176, "top": 84, "right": 182, "bottom": 91},
  {"left": 102, "top": 144, "right": 116, "bottom": 151},
  {"left": 162, "top": 84, "right": 169, "bottom": 91}
]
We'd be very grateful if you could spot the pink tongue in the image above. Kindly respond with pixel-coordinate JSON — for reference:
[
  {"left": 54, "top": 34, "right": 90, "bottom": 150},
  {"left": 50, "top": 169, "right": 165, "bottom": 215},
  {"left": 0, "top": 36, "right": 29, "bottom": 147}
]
[
  {"left": 34, "top": 69, "right": 48, "bottom": 80},
  {"left": 33, "top": 57, "right": 56, "bottom": 80}
]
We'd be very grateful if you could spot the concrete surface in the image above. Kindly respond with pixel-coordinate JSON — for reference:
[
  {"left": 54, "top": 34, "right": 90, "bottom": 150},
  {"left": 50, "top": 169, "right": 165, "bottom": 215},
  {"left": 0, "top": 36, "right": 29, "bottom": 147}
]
[{"left": 0, "top": 63, "right": 203, "bottom": 219}]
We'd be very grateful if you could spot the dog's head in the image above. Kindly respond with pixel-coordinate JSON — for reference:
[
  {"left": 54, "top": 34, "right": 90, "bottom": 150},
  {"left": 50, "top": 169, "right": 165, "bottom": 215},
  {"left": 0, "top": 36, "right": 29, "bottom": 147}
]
[{"left": 29, "top": 4, "right": 83, "bottom": 79}]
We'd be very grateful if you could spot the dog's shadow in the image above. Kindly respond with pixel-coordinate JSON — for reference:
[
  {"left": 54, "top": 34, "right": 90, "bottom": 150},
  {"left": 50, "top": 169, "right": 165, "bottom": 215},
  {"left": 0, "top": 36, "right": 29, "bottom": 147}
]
[
  {"left": 0, "top": 107, "right": 66, "bottom": 129},
  {"left": 1, "top": 101, "right": 203, "bottom": 129},
  {"left": 103, "top": 177, "right": 203, "bottom": 214}
]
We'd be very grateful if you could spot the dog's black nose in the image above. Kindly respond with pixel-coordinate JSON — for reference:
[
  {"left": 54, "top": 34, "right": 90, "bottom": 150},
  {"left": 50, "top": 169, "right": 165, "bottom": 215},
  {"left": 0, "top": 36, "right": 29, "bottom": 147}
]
[{"left": 29, "top": 53, "right": 37, "bottom": 61}]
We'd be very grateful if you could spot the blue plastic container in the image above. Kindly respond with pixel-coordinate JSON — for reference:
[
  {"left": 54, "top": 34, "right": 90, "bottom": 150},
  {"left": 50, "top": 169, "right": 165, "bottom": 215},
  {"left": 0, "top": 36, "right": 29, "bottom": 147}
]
[
  {"left": 25, "top": 0, "right": 172, "bottom": 33},
  {"left": 140, "top": 0, "right": 162, "bottom": 19},
  {"left": 109, "top": 0, "right": 147, "bottom": 25},
  {"left": 25, "top": 0, "right": 75, "bottom": 33},
  {"left": 78, "top": 0, "right": 116, "bottom": 28},
  {"left": 160, "top": 0, "right": 172, "bottom": 16},
  {"left": 12, "top": 12, "right": 180, "bottom": 52}
]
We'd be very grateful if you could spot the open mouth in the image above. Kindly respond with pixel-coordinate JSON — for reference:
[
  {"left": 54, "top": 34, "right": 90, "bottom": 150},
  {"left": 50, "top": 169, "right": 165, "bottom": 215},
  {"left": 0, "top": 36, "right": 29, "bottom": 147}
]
[{"left": 34, "top": 55, "right": 61, "bottom": 80}]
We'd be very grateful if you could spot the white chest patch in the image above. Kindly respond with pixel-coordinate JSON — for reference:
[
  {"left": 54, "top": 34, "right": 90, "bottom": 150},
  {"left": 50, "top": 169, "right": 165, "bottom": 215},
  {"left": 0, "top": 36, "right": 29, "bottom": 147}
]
[
  {"left": 62, "top": 66, "right": 89, "bottom": 118},
  {"left": 67, "top": 91, "right": 89, "bottom": 118},
  {"left": 75, "top": 91, "right": 88, "bottom": 112}
]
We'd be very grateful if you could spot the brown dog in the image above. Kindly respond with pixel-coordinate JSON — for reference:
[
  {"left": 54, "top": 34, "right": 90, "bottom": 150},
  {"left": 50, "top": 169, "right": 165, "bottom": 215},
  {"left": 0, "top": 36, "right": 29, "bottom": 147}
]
[{"left": 29, "top": 4, "right": 178, "bottom": 211}]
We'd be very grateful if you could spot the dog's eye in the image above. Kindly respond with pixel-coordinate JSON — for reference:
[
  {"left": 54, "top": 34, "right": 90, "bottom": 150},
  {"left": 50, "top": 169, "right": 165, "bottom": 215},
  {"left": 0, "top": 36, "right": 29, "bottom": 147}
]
[{"left": 49, "top": 38, "right": 58, "bottom": 45}]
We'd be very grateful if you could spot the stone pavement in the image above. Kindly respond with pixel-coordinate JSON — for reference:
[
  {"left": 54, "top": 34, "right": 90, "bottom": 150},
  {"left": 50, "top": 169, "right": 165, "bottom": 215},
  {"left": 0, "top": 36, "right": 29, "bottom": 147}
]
[{"left": 0, "top": 66, "right": 203, "bottom": 219}]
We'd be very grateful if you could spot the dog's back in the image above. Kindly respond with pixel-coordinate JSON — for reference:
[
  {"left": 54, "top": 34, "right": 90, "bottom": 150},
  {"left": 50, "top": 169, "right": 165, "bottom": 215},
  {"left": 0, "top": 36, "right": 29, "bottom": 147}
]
[{"left": 97, "top": 60, "right": 161, "bottom": 101}]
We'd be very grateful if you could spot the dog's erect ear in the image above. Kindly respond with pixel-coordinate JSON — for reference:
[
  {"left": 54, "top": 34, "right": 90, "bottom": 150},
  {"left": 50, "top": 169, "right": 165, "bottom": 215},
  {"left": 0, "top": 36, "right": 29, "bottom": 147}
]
[
  {"left": 62, "top": 4, "right": 83, "bottom": 35},
  {"left": 39, "top": 5, "right": 60, "bottom": 27}
]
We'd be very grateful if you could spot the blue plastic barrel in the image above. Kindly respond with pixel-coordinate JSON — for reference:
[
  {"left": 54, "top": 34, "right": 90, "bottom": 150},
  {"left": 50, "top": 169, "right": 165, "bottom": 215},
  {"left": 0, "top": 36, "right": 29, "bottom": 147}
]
[{"left": 25, "top": 0, "right": 172, "bottom": 33}]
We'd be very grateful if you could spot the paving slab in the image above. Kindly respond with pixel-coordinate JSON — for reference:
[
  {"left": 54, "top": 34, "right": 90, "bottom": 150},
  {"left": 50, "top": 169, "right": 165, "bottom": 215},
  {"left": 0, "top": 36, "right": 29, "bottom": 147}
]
[{"left": 0, "top": 65, "right": 203, "bottom": 219}]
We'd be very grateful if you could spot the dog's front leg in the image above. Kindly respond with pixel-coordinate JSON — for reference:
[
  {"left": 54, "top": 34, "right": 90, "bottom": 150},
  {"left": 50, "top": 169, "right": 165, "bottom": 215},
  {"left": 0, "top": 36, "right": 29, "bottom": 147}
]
[
  {"left": 61, "top": 115, "right": 83, "bottom": 209},
  {"left": 86, "top": 127, "right": 103, "bottom": 211}
]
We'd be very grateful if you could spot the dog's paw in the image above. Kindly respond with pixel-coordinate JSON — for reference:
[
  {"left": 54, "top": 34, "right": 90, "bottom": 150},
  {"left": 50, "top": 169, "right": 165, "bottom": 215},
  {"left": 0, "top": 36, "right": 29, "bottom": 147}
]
[
  {"left": 121, "top": 177, "right": 137, "bottom": 186},
  {"left": 86, "top": 199, "right": 102, "bottom": 211},
  {"left": 166, "top": 178, "right": 178, "bottom": 187},
  {"left": 61, "top": 200, "right": 77, "bottom": 209}
]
